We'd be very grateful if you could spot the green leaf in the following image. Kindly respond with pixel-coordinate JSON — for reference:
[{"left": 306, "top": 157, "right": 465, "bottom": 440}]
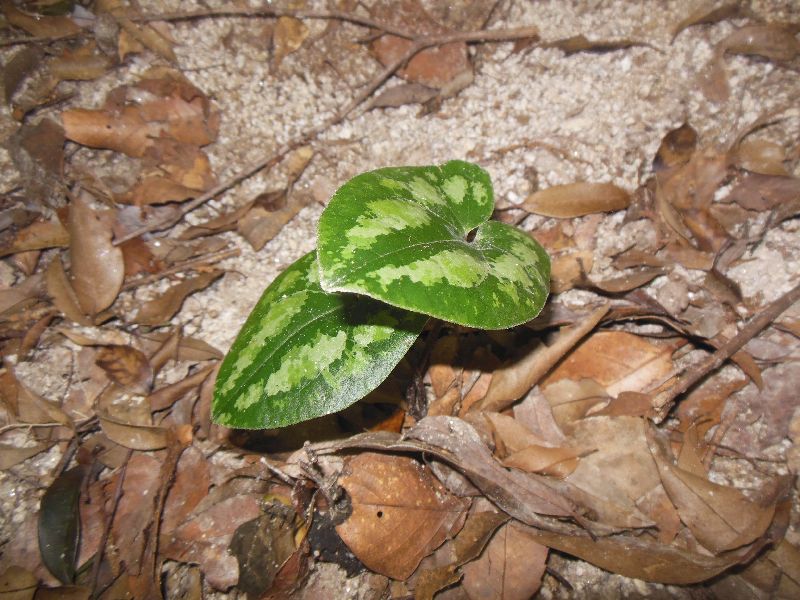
[
  {"left": 317, "top": 160, "right": 550, "bottom": 329},
  {"left": 38, "top": 465, "right": 88, "bottom": 584},
  {"left": 213, "top": 252, "right": 426, "bottom": 429}
]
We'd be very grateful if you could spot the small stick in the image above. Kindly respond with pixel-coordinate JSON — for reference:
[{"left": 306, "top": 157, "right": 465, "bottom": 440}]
[
  {"left": 652, "top": 282, "right": 800, "bottom": 417},
  {"left": 120, "top": 247, "right": 240, "bottom": 291},
  {"left": 113, "top": 24, "right": 539, "bottom": 244}
]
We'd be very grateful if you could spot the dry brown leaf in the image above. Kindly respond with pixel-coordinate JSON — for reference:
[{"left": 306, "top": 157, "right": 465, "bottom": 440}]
[
  {"left": 676, "top": 376, "right": 747, "bottom": 434},
  {"left": 97, "top": 411, "right": 169, "bottom": 450},
  {"left": 478, "top": 304, "right": 609, "bottom": 412},
  {"left": 369, "top": 0, "right": 472, "bottom": 89},
  {"left": 583, "top": 266, "right": 665, "bottom": 293},
  {"left": 238, "top": 193, "right": 314, "bottom": 251},
  {"left": 542, "top": 378, "right": 609, "bottom": 432},
  {"left": 659, "top": 243, "right": 715, "bottom": 271},
  {"left": 138, "top": 331, "right": 222, "bottom": 362},
  {"left": 68, "top": 194, "right": 124, "bottom": 316},
  {"left": 726, "top": 173, "right": 800, "bottom": 211},
  {"left": 648, "top": 432, "right": 779, "bottom": 554},
  {"left": 413, "top": 511, "right": 508, "bottom": 600},
  {"left": 62, "top": 106, "right": 155, "bottom": 157},
  {"left": 512, "top": 390, "right": 569, "bottom": 447},
  {"left": 161, "top": 492, "right": 274, "bottom": 590},
  {"left": 671, "top": 2, "right": 745, "bottom": 40},
  {"left": 0, "top": 218, "right": 69, "bottom": 258},
  {"left": 1, "top": 2, "right": 81, "bottom": 37},
  {"left": 738, "top": 539, "right": 800, "bottom": 598},
  {"left": 482, "top": 412, "right": 552, "bottom": 454},
  {"left": 0, "top": 273, "right": 43, "bottom": 316},
  {"left": 523, "top": 182, "right": 630, "bottom": 218},
  {"left": 335, "top": 452, "right": 468, "bottom": 580},
  {"left": 148, "top": 364, "right": 215, "bottom": 412},
  {"left": 95, "top": 345, "right": 153, "bottom": 394},
  {"left": 161, "top": 445, "right": 211, "bottom": 535},
  {"left": 502, "top": 444, "right": 581, "bottom": 478},
  {"left": 542, "top": 330, "right": 676, "bottom": 397},
  {"left": 653, "top": 123, "right": 698, "bottom": 170},
  {"left": 369, "top": 82, "right": 438, "bottom": 109},
  {"left": 0, "top": 441, "right": 51, "bottom": 469},
  {"left": 429, "top": 335, "right": 461, "bottom": 398},
  {"left": 462, "top": 521, "right": 548, "bottom": 600},
  {"left": 45, "top": 257, "right": 90, "bottom": 325},
  {"left": 121, "top": 175, "right": 202, "bottom": 206},
  {"left": 133, "top": 270, "right": 223, "bottom": 326},
  {"left": 4, "top": 46, "right": 43, "bottom": 107},
  {"left": 273, "top": 16, "right": 309, "bottom": 64},
  {"left": 734, "top": 138, "right": 789, "bottom": 176},
  {"left": 542, "top": 35, "right": 647, "bottom": 55},
  {"left": 550, "top": 250, "right": 593, "bottom": 293},
  {"left": 722, "top": 23, "right": 800, "bottom": 62}
]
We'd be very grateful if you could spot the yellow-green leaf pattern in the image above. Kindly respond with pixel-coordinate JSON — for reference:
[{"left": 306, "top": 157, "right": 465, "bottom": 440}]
[
  {"left": 317, "top": 161, "right": 550, "bottom": 329},
  {"left": 213, "top": 252, "right": 426, "bottom": 429}
]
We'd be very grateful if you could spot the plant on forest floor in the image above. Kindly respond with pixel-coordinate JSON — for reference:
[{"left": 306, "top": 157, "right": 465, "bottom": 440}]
[{"left": 212, "top": 160, "right": 551, "bottom": 429}]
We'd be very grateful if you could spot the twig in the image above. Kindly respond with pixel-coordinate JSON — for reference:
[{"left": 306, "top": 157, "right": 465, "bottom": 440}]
[
  {"left": 120, "top": 247, "right": 240, "bottom": 291},
  {"left": 113, "top": 23, "right": 539, "bottom": 244},
  {"left": 652, "top": 282, "right": 800, "bottom": 418},
  {"left": 0, "top": 32, "right": 80, "bottom": 47},
  {"left": 91, "top": 448, "right": 134, "bottom": 600},
  {"left": 135, "top": 7, "right": 414, "bottom": 39},
  {"left": 0, "top": 421, "right": 63, "bottom": 434}
]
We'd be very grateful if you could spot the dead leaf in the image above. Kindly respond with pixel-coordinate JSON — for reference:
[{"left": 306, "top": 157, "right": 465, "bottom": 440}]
[
  {"left": 162, "top": 493, "right": 263, "bottom": 590},
  {"left": 138, "top": 331, "right": 222, "bottom": 362},
  {"left": 0, "top": 566, "right": 37, "bottom": 599},
  {"left": 148, "top": 364, "right": 215, "bottom": 412},
  {"left": 478, "top": 304, "right": 609, "bottom": 412},
  {"left": 1, "top": 2, "right": 81, "bottom": 37},
  {"left": 369, "top": 82, "right": 438, "bottom": 109},
  {"left": 68, "top": 193, "right": 124, "bottom": 316},
  {"left": 4, "top": 46, "right": 44, "bottom": 107},
  {"left": 722, "top": 23, "right": 800, "bottom": 62},
  {"left": 45, "top": 257, "right": 90, "bottom": 325},
  {"left": 62, "top": 106, "right": 155, "bottom": 157},
  {"left": 369, "top": 0, "right": 472, "bottom": 89},
  {"left": 726, "top": 173, "right": 800, "bottom": 211},
  {"left": 98, "top": 411, "right": 169, "bottom": 450},
  {"left": 161, "top": 445, "right": 211, "bottom": 534},
  {"left": 542, "top": 378, "right": 609, "bottom": 432},
  {"left": 335, "top": 452, "right": 468, "bottom": 580},
  {"left": 0, "top": 218, "right": 69, "bottom": 258},
  {"left": 653, "top": 123, "right": 698, "bottom": 171},
  {"left": 734, "top": 138, "right": 789, "bottom": 176},
  {"left": 95, "top": 345, "right": 153, "bottom": 394},
  {"left": 542, "top": 330, "right": 677, "bottom": 397},
  {"left": 462, "top": 521, "right": 548, "bottom": 600},
  {"left": 0, "top": 441, "right": 51, "bottom": 469},
  {"left": 648, "top": 431, "right": 779, "bottom": 554},
  {"left": 542, "top": 35, "right": 648, "bottom": 55},
  {"left": 671, "top": 2, "right": 745, "bottom": 40},
  {"left": 0, "top": 273, "right": 43, "bottom": 316},
  {"left": 273, "top": 16, "right": 309, "bottom": 64},
  {"left": 523, "top": 182, "right": 630, "bottom": 218},
  {"left": 133, "top": 270, "right": 223, "bottom": 326},
  {"left": 582, "top": 266, "right": 665, "bottom": 294},
  {"left": 238, "top": 193, "right": 314, "bottom": 251},
  {"left": 550, "top": 250, "right": 594, "bottom": 293},
  {"left": 502, "top": 444, "right": 582, "bottom": 478}
]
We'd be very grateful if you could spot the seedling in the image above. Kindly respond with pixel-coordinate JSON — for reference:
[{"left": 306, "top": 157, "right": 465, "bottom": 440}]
[{"left": 213, "top": 161, "right": 550, "bottom": 429}]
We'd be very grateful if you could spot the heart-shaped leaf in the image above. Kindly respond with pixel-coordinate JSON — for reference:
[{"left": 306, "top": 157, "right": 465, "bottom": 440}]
[
  {"left": 213, "top": 252, "right": 426, "bottom": 429},
  {"left": 317, "top": 160, "right": 550, "bottom": 329}
]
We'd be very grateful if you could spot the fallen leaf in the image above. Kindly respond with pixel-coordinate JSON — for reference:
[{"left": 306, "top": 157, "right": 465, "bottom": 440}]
[
  {"left": 68, "top": 193, "right": 124, "bottom": 316},
  {"left": 95, "top": 345, "right": 153, "bottom": 394},
  {"left": 726, "top": 173, "right": 800, "bottom": 211},
  {"left": 0, "top": 441, "right": 51, "bottom": 469},
  {"left": 478, "top": 304, "right": 609, "bottom": 412},
  {"left": 148, "top": 364, "right": 215, "bottom": 412},
  {"left": 671, "top": 2, "right": 745, "bottom": 40},
  {"left": 550, "top": 250, "right": 594, "bottom": 293},
  {"left": 413, "top": 511, "right": 508, "bottom": 600},
  {"left": 653, "top": 123, "right": 698, "bottom": 170},
  {"left": 133, "top": 270, "right": 223, "bottom": 326},
  {"left": 162, "top": 446, "right": 211, "bottom": 535},
  {"left": 723, "top": 23, "right": 800, "bottom": 62},
  {"left": 238, "top": 193, "right": 314, "bottom": 251},
  {"left": 98, "top": 411, "right": 169, "bottom": 450},
  {"left": 336, "top": 452, "right": 468, "bottom": 580},
  {"left": 3, "top": 46, "right": 44, "bottom": 106},
  {"left": 462, "top": 520, "right": 548, "bottom": 600},
  {"left": 1, "top": 2, "right": 81, "bottom": 37},
  {"left": 581, "top": 266, "right": 665, "bottom": 294},
  {"left": 734, "top": 138, "right": 789, "bottom": 176},
  {"left": 38, "top": 465, "right": 88, "bottom": 584},
  {"left": 648, "top": 431, "right": 780, "bottom": 554},
  {"left": 162, "top": 493, "right": 263, "bottom": 590},
  {"left": 0, "top": 565, "right": 37, "bottom": 600},
  {"left": 0, "top": 218, "right": 69, "bottom": 258},
  {"left": 542, "top": 330, "right": 677, "bottom": 397},
  {"left": 45, "top": 258, "right": 89, "bottom": 325},
  {"left": 369, "top": 0, "right": 472, "bottom": 89},
  {"left": 542, "top": 35, "right": 648, "bottom": 55},
  {"left": 523, "top": 182, "right": 630, "bottom": 218},
  {"left": 273, "top": 16, "right": 309, "bottom": 64},
  {"left": 542, "top": 378, "right": 609, "bottom": 432},
  {"left": 62, "top": 106, "right": 155, "bottom": 157},
  {"left": 502, "top": 444, "right": 582, "bottom": 478},
  {"left": 369, "top": 82, "right": 438, "bottom": 109}
]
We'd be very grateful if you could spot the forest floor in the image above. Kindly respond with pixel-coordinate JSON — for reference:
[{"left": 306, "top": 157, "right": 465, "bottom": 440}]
[{"left": 1, "top": 0, "right": 799, "bottom": 598}]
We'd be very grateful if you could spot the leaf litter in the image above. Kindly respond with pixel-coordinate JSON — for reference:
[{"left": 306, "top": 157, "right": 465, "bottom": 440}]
[{"left": 1, "top": 1, "right": 799, "bottom": 599}]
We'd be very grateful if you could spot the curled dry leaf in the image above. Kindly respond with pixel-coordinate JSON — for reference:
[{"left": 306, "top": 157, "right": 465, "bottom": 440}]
[
  {"left": 734, "top": 138, "right": 789, "bottom": 176},
  {"left": 335, "top": 452, "right": 469, "bottom": 580},
  {"left": 462, "top": 520, "right": 548, "bottom": 600},
  {"left": 45, "top": 258, "right": 91, "bottom": 325},
  {"left": 97, "top": 411, "right": 169, "bottom": 450},
  {"left": 653, "top": 123, "right": 698, "bottom": 171},
  {"left": 68, "top": 194, "right": 124, "bottom": 316},
  {"left": 502, "top": 444, "right": 582, "bottom": 478},
  {"left": 1, "top": 2, "right": 81, "bottom": 37},
  {"left": 133, "top": 270, "right": 223, "bottom": 326},
  {"left": 523, "top": 182, "right": 630, "bottom": 218},
  {"left": 0, "top": 218, "right": 69, "bottom": 258},
  {"left": 238, "top": 192, "right": 315, "bottom": 251}
]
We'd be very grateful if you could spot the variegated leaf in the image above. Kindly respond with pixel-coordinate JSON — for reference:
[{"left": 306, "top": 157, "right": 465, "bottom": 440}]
[
  {"left": 317, "top": 161, "right": 550, "bottom": 329},
  {"left": 213, "top": 252, "right": 426, "bottom": 429}
]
